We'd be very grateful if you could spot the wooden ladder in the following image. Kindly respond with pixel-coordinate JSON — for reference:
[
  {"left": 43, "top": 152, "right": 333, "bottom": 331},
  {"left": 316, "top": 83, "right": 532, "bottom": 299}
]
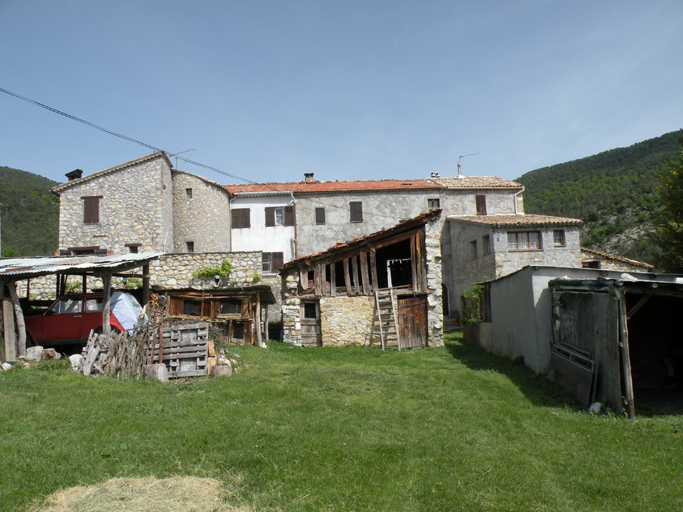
[{"left": 374, "top": 289, "right": 400, "bottom": 350}]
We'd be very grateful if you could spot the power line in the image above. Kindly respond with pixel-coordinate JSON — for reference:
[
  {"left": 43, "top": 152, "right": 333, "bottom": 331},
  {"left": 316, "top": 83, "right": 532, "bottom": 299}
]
[{"left": 0, "top": 86, "right": 257, "bottom": 184}]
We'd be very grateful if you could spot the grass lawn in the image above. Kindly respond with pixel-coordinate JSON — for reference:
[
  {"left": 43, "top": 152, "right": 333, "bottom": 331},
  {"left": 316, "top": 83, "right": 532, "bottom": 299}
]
[{"left": 1, "top": 332, "right": 682, "bottom": 511}]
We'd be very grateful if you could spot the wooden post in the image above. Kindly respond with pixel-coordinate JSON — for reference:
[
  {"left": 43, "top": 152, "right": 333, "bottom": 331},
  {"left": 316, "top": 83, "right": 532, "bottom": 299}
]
[
  {"left": 343, "top": 257, "right": 352, "bottom": 295},
  {"left": 2, "top": 284, "right": 17, "bottom": 362},
  {"left": 102, "top": 274, "right": 112, "bottom": 344},
  {"left": 7, "top": 282, "right": 26, "bottom": 357},
  {"left": 619, "top": 295, "right": 636, "bottom": 419},
  {"left": 360, "top": 251, "right": 371, "bottom": 295},
  {"left": 82, "top": 273, "right": 87, "bottom": 294},
  {"left": 142, "top": 263, "right": 150, "bottom": 307},
  {"left": 370, "top": 249, "right": 379, "bottom": 292},
  {"left": 255, "top": 294, "right": 263, "bottom": 347}
]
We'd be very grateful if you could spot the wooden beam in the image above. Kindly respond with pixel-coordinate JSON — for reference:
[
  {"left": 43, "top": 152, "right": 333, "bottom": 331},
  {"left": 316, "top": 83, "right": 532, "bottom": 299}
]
[
  {"left": 314, "top": 264, "right": 322, "bottom": 296},
  {"left": 102, "top": 274, "right": 112, "bottom": 343},
  {"left": 7, "top": 282, "right": 26, "bottom": 357},
  {"left": 618, "top": 295, "right": 636, "bottom": 419},
  {"left": 627, "top": 293, "right": 651, "bottom": 320},
  {"left": 2, "top": 285, "right": 17, "bottom": 362},
  {"left": 351, "top": 255, "right": 360, "bottom": 295},
  {"left": 330, "top": 262, "right": 336, "bottom": 297},
  {"left": 370, "top": 250, "right": 379, "bottom": 292},
  {"left": 343, "top": 258, "right": 352, "bottom": 295},
  {"left": 410, "top": 233, "right": 418, "bottom": 294},
  {"left": 360, "top": 251, "right": 371, "bottom": 295},
  {"left": 142, "top": 264, "right": 150, "bottom": 308}
]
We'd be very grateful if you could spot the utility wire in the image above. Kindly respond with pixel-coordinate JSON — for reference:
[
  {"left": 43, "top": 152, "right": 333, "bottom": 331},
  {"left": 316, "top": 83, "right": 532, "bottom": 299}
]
[{"left": 0, "top": 86, "right": 257, "bottom": 184}]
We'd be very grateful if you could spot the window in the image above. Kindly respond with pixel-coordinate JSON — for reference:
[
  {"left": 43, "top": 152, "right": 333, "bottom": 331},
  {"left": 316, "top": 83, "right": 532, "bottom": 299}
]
[
  {"left": 262, "top": 252, "right": 284, "bottom": 273},
  {"left": 219, "top": 299, "right": 242, "bottom": 315},
  {"left": 82, "top": 196, "right": 102, "bottom": 224},
  {"left": 265, "top": 206, "right": 295, "bottom": 227},
  {"left": 303, "top": 302, "right": 318, "bottom": 319},
  {"left": 507, "top": 231, "right": 541, "bottom": 251},
  {"left": 85, "top": 298, "right": 103, "bottom": 312},
  {"left": 125, "top": 243, "right": 141, "bottom": 254},
  {"left": 350, "top": 201, "right": 363, "bottom": 222},
  {"left": 482, "top": 235, "right": 491, "bottom": 255},
  {"left": 231, "top": 208, "right": 251, "bottom": 229},
  {"left": 186, "top": 241, "right": 195, "bottom": 253},
  {"left": 186, "top": 188, "right": 193, "bottom": 199},
  {"left": 428, "top": 198, "right": 441, "bottom": 210},
  {"left": 553, "top": 230, "right": 566, "bottom": 247},
  {"left": 51, "top": 298, "right": 82, "bottom": 315},
  {"left": 475, "top": 195, "right": 487, "bottom": 216},
  {"left": 316, "top": 207, "right": 326, "bottom": 225},
  {"left": 582, "top": 260, "right": 601, "bottom": 269},
  {"left": 470, "top": 240, "right": 478, "bottom": 259},
  {"left": 182, "top": 300, "right": 202, "bottom": 316}
]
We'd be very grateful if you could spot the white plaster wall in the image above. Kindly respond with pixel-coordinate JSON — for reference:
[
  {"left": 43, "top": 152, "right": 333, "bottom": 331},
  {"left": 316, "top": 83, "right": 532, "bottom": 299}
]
[{"left": 230, "top": 195, "right": 296, "bottom": 265}]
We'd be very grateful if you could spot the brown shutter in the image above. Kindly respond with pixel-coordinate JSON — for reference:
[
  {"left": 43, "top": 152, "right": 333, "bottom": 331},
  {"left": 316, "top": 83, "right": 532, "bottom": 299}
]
[
  {"left": 272, "top": 252, "right": 284, "bottom": 271},
  {"left": 315, "top": 207, "right": 325, "bottom": 224},
  {"left": 350, "top": 201, "right": 363, "bottom": 222},
  {"left": 83, "top": 196, "right": 100, "bottom": 224},
  {"left": 475, "top": 195, "right": 487, "bottom": 216},
  {"left": 284, "top": 205, "right": 295, "bottom": 226},
  {"left": 265, "top": 207, "right": 275, "bottom": 227},
  {"left": 232, "top": 208, "right": 251, "bottom": 228}
]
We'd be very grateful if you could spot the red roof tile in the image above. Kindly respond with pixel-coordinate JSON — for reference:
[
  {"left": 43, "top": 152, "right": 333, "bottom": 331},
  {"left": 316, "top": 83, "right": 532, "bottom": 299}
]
[
  {"left": 448, "top": 214, "right": 582, "bottom": 227},
  {"left": 225, "top": 175, "right": 522, "bottom": 195}
]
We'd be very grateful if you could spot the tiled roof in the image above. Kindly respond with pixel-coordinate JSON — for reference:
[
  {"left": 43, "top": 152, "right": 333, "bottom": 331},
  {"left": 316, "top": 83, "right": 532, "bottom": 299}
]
[
  {"left": 225, "top": 175, "right": 522, "bottom": 195},
  {"left": 447, "top": 214, "right": 583, "bottom": 227},
  {"left": 430, "top": 176, "right": 523, "bottom": 189},
  {"left": 282, "top": 210, "right": 442, "bottom": 269},
  {"left": 580, "top": 247, "right": 654, "bottom": 269}
]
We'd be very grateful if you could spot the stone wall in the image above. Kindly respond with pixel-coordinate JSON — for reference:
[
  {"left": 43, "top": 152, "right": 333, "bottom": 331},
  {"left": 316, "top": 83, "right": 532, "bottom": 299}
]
[
  {"left": 281, "top": 274, "right": 301, "bottom": 345},
  {"left": 55, "top": 153, "right": 173, "bottom": 255},
  {"left": 425, "top": 218, "right": 444, "bottom": 346},
  {"left": 320, "top": 296, "right": 376, "bottom": 346},
  {"left": 152, "top": 252, "right": 262, "bottom": 289},
  {"left": 171, "top": 171, "right": 232, "bottom": 253}
]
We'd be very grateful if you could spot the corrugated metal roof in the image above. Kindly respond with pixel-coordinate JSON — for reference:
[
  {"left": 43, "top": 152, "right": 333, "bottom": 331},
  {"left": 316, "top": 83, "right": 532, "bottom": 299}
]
[
  {"left": 447, "top": 213, "right": 583, "bottom": 227},
  {"left": 0, "top": 253, "right": 162, "bottom": 280}
]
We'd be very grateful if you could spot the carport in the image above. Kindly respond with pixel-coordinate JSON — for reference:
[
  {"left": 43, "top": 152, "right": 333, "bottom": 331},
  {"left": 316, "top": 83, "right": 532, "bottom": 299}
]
[
  {"left": 0, "top": 253, "right": 160, "bottom": 361},
  {"left": 549, "top": 276, "right": 683, "bottom": 418}
]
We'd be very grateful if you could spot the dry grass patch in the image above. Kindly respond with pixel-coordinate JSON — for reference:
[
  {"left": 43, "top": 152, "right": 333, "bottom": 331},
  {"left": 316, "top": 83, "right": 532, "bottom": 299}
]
[{"left": 33, "top": 476, "right": 251, "bottom": 512}]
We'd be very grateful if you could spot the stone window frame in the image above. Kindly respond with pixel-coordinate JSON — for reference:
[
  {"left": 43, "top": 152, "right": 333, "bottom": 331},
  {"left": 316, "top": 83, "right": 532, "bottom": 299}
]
[
  {"left": 186, "top": 241, "right": 195, "bottom": 253},
  {"left": 125, "top": 243, "right": 141, "bottom": 254},
  {"left": 470, "top": 239, "right": 478, "bottom": 259},
  {"left": 186, "top": 188, "right": 193, "bottom": 199},
  {"left": 482, "top": 235, "right": 491, "bottom": 255},
  {"left": 428, "top": 198, "right": 440, "bottom": 210}
]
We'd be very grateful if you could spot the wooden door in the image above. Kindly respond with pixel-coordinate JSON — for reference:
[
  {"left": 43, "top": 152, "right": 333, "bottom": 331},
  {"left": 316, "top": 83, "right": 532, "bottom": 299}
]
[
  {"left": 397, "top": 296, "right": 427, "bottom": 349},
  {"left": 301, "top": 300, "right": 322, "bottom": 347}
]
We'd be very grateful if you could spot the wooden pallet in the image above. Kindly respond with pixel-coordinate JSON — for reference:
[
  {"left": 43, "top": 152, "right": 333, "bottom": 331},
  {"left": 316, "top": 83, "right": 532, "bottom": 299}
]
[{"left": 146, "top": 322, "right": 209, "bottom": 378}]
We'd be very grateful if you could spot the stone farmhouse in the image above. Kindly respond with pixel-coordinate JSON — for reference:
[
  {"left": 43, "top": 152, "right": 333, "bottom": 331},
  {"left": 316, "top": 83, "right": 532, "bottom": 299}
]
[{"left": 49, "top": 150, "right": 589, "bottom": 346}]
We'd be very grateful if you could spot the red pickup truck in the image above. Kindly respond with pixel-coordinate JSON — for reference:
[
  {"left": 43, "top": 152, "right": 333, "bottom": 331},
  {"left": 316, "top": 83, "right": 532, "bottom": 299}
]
[{"left": 24, "top": 293, "right": 129, "bottom": 347}]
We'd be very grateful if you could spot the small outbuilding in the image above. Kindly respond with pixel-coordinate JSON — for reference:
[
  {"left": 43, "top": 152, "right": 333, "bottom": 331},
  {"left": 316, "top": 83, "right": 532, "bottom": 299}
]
[
  {"left": 280, "top": 210, "right": 443, "bottom": 348},
  {"left": 467, "top": 265, "right": 683, "bottom": 417}
]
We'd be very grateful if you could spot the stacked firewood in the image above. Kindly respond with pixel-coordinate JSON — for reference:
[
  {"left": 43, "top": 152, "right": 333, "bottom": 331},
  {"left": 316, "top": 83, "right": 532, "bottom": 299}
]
[{"left": 81, "top": 293, "right": 167, "bottom": 379}]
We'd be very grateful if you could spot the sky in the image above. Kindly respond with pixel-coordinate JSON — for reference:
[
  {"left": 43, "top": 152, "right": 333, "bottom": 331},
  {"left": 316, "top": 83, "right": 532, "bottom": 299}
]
[{"left": 0, "top": 0, "right": 682, "bottom": 186}]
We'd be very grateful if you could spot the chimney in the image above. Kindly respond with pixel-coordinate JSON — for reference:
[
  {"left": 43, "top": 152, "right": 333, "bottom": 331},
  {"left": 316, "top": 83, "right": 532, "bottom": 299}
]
[
  {"left": 430, "top": 172, "right": 440, "bottom": 178},
  {"left": 65, "top": 169, "right": 83, "bottom": 181},
  {"left": 304, "top": 172, "right": 316, "bottom": 183}
]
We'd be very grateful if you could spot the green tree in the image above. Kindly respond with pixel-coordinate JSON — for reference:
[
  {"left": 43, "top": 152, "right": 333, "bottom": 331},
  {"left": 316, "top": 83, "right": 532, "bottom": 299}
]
[{"left": 652, "top": 136, "right": 683, "bottom": 272}]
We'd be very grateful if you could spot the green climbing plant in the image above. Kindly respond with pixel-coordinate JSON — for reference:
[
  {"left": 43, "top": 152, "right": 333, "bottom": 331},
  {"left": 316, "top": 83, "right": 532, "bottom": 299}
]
[
  {"left": 461, "top": 284, "right": 484, "bottom": 325},
  {"left": 192, "top": 259, "right": 233, "bottom": 279}
]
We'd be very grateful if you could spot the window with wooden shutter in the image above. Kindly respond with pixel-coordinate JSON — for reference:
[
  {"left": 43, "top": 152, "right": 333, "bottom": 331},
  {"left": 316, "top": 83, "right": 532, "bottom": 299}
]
[
  {"left": 315, "top": 207, "right": 326, "bottom": 225},
  {"left": 284, "top": 205, "right": 295, "bottom": 226},
  {"left": 475, "top": 195, "right": 487, "bottom": 216},
  {"left": 231, "top": 208, "right": 251, "bottom": 229},
  {"left": 265, "top": 207, "right": 275, "bottom": 227},
  {"left": 262, "top": 252, "right": 284, "bottom": 272},
  {"left": 82, "top": 196, "right": 102, "bottom": 224},
  {"left": 272, "top": 252, "right": 284, "bottom": 271},
  {"left": 350, "top": 201, "right": 363, "bottom": 222}
]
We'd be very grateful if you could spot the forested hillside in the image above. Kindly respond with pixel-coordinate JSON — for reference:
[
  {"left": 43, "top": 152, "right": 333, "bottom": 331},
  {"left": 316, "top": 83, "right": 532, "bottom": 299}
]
[
  {"left": 517, "top": 130, "right": 683, "bottom": 264},
  {"left": 0, "top": 166, "right": 59, "bottom": 256}
]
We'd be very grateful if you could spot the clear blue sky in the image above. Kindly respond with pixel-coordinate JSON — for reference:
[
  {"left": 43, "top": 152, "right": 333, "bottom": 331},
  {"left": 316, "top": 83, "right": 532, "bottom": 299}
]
[{"left": 1, "top": 0, "right": 681, "bottom": 185}]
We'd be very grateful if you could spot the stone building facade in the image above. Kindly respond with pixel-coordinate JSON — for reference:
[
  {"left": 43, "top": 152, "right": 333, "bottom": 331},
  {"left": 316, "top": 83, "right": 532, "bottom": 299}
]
[{"left": 447, "top": 214, "right": 583, "bottom": 318}]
